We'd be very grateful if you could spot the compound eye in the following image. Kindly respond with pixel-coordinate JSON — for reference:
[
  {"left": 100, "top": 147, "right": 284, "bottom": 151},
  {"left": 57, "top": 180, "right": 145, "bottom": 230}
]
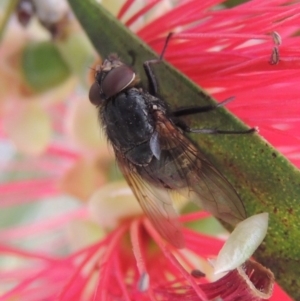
[
  {"left": 102, "top": 65, "right": 135, "bottom": 98},
  {"left": 89, "top": 82, "right": 103, "bottom": 106}
]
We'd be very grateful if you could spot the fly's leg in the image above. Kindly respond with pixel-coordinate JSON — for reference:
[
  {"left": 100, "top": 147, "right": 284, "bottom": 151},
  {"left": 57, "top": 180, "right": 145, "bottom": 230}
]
[
  {"left": 176, "top": 120, "right": 257, "bottom": 135},
  {"left": 184, "top": 127, "right": 257, "bottom": 135},
  {"left": 172, "top": 97, "right": 235, "bottom": 118},
  {"left": 172, "top": 97, "right": 257, "bottom": 134},
  {"left": 143, "top": 32, "right": 173, "bottom": 96}
]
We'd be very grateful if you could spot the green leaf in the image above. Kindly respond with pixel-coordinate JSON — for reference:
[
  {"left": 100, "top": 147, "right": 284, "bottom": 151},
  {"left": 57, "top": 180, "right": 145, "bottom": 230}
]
[
  {"left": 21, "top": 41, "right": 71, "bottom": 92},
  {"left": 55, "top": 32, "right": 96, "bottom": 86},
  {"left": 67, "top": 1, "right": 300, "bottom": 299}
]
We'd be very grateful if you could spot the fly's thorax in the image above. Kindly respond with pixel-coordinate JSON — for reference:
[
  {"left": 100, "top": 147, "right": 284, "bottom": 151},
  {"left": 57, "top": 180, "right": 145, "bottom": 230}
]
[{"left": 100, "top": 88, "right": 157, "bottom": 161}]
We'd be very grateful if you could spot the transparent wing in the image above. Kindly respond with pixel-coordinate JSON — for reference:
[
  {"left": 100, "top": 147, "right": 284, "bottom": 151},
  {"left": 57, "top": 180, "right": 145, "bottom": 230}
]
[
  {"left": 153, "top": 112, "right": 246, "bottom": 226},
  {"left": 115, "top": 151, "right": 185, "bottom": 249}
]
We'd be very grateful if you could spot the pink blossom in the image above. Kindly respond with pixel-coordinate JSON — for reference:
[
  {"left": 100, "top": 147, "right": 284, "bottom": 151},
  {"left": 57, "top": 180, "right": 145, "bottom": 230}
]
[{"left": 0, "top": 212, "right": 278, "bottom": 301}]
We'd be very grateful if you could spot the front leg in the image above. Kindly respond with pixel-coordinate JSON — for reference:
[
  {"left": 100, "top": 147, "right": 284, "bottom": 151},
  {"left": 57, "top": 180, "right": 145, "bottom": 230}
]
[{"left": 143, "top": 33, "right": 173, "bottom": 96}]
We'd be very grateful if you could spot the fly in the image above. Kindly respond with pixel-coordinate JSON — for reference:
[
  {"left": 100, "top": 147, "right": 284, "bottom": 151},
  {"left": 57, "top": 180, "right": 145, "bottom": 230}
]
[{"left": 89, "top": 34, "right": 255, "bottom": 248}]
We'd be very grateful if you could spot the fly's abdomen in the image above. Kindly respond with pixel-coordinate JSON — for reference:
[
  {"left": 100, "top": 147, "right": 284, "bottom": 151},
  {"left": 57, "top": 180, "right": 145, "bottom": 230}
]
[
  {"left": 137, "top": 109, "right": 201, "bottom": 189},
  {"left": 138, "top": 146, "right": 200, "bottom": 190}
]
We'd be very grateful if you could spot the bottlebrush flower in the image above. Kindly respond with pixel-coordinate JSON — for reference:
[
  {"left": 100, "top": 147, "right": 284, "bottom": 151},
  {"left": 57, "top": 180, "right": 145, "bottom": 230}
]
[{"left": 0, "top": 184, "right": 277, "bottom": 301}]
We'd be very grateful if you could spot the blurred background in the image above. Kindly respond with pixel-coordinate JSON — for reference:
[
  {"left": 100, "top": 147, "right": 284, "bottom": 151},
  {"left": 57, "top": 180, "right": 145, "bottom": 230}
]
[{"left": 0, "top": 0, "right": 126, "bottom": 261}]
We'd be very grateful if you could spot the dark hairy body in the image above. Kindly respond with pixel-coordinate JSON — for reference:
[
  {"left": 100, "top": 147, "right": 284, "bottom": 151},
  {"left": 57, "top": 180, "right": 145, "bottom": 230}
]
[{"left": 89, "top": 50, "right": 254, "bottom": 248}]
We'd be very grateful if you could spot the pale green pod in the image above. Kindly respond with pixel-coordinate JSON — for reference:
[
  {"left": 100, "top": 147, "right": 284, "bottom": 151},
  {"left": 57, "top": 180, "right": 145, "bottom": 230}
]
[{"left": 214, "top": 212, "right": 269, "bottom": 275}]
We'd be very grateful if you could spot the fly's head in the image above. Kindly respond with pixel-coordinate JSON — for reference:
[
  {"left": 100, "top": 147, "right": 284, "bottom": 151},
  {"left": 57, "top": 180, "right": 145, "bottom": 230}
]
[{"left": 89, "top": 54, "right": 139, "bottom": 106}]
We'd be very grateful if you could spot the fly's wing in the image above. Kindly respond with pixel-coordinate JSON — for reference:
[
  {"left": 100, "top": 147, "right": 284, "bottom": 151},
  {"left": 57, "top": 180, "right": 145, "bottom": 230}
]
[
  {"left": 115, "top": 151, "right": 185, "bottom": 249},
  {"left": 154, "top": 111, "right": 246, "bottom": 226}
]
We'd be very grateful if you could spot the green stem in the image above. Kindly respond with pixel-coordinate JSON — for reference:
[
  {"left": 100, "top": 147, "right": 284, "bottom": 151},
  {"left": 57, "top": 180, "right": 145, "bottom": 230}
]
[{"left": 0, "top": 0, "right": 19, "bottom": 41}]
